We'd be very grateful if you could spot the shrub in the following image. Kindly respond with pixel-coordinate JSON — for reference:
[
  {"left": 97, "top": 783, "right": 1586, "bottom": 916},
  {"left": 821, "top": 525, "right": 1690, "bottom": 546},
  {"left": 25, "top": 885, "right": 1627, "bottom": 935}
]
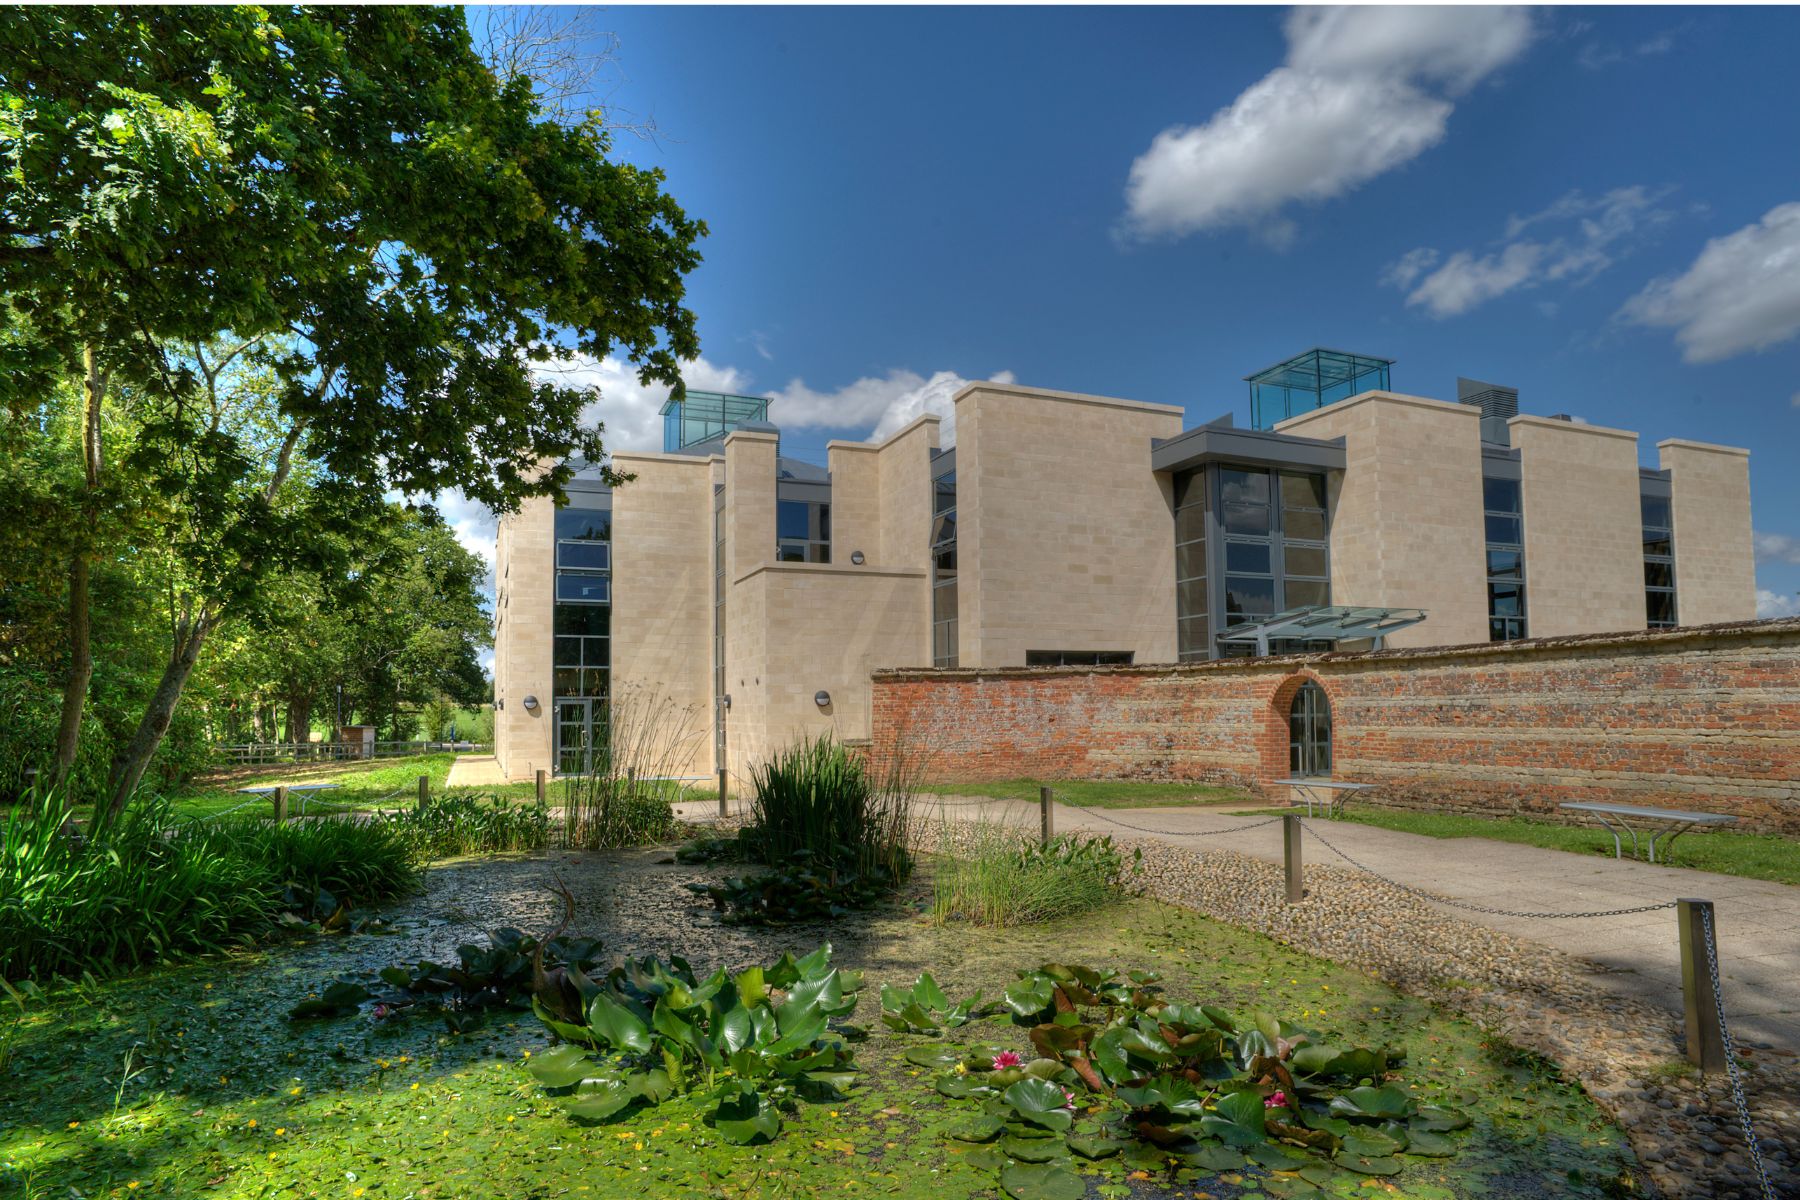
[
  {"left": 0, "top": 791, "right": 417, "bottom": 982},
  {"left": 386, "top": 792, "right": 548, "bottom": 858},
  {"left": 933, "top": 830, "right": 1139, "bottom": 927}
]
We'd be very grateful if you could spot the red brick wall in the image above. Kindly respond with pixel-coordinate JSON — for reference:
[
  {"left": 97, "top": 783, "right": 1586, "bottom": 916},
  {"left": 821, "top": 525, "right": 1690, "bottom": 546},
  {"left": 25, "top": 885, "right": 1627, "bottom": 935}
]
[{"left": 871, "top": 619, "right": 1800, "bottom": 835}]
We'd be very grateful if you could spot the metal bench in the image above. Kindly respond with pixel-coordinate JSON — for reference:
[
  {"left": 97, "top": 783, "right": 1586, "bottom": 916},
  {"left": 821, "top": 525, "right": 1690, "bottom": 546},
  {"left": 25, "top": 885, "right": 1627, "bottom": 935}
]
[
  {"left": 1283, "top": 778, "right": 1376, "bottom": 819},
  {"left": 237, "top": 782, "right": 342, "bottom": 817},
  {"left": 641, "top": 775, "right": 715, "bottom": 803},
  {"left": 1559, "top": 801, "right": 1738, "bottom": 863}
]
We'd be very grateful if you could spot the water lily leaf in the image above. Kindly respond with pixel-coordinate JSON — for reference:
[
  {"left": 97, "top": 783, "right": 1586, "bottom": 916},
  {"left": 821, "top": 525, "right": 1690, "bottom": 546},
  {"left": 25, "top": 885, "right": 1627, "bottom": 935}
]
[
  {"left": 1005, "top": 975, "right": 1057, "bottom": 1020},
  {"left": 584, "top": 993, "right": 652, "bottom": 1054},
  {"left": 936, "top": 1074, "right": 988, "bottom": 1099},
  {"left": 713, "top": 1086, "right": 781, "bottom": 1145},
  {"left": 716, "top": 1005, "right": 753, "bottom": 1055},
  {"left": 1001, "top": 1134, "right": 1068, "bottom": 1162},
  {"left": 632, "top": 1069, "right": 676, "bottom": 1104},
  {"left": 378, "top": 966, "right": 412, "bottom": 989},
  {"left": 946, "top": 1115, "right": 1006, "bottom": 1143},
  {"left": 904, "top": 1045, "right": 962, "bottom": 1068},
  {"left": 962, "top": 1146, "right": 1008, "bottom": 1171},
  {"left": 533, "top": 996, "right": 597, "bottom": 1046},
  {"left": 916, "top": 971, "right": 951, "bottom": 1012},
  {"left": 1179, "top": 1141, "right": 1247, "bottom": 1171},
  {"left": 1066, "top": 1133, "right": 1126, "bottom": 1159},
  {"left": 288, "top": 980, "right": 371, "bottom": 1020},
  {"left": 1410, "top": 1105, "right": 1471, "bottom": 1133},
  {"left": 567, "top": 1078, "right": 635, "bottom": 1121},
  {"left": 527, "top": 1044, "right": 595, "bottom": 1088},
  {"left": 1250, "top": 1140, "right": 1314, "bottom": 1169},
  {"left": 1335, "top": 1153, "right": 1402, "bottom": 1176},
  {"left": 1328, "top": 1085, "right": 1415, "bottom": 1121},
  {"left": 1402, "top": 1128, "right": 1458, "bottom": 1157},
  {"left": 1299, "top": 1110, "right": 1352, "bottom": 1138},
  {"left": 1003, "top": 1077, "right": 1075, "bottom": 1131},
  {"left": 1198, "top": 1087, "right": 1267, "bottom": 1146},
  {"left": 1341, "top": 1128, "right": 1404, "bottom": 1158},
  {"left": 999, "top": 1161, "right": 1085, "bottom": 1200}
]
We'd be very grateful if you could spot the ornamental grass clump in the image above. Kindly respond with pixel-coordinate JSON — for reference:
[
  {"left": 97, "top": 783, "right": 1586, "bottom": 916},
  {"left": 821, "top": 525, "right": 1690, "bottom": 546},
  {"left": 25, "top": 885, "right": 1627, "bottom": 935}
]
[
  {"left": 933, "top": 828, "right": 1140, "bottom": 927},
  {"left": 559, "top": 687, "right": 702, "bottom": 850},
  {"left": 386, "top": 792, "right": 548, "bottom": 858}
]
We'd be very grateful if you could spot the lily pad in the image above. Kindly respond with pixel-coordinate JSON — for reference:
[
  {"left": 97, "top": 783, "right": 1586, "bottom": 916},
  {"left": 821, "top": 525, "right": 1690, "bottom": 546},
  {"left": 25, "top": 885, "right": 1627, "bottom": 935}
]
[
  {"left": 1066, "top": 1133, "right": 1126, "bottom": 1159},
  {"left": 526, "top": 1043, "right": 595, "bottom": 1088},
  {"left": 1335, "top": 1153, "right": 1403, "bottom": 1176},
  {"left": 1403, "top": 1128, "right": 1458, "bottom": 1157},
  {"left": 1001, "top": 1134, "right": 1069, "bottom": 1163},
  {"left": 905, "top": 1045, "right": 964, "bottom": 1068},
  {"left": 1341, "top": 1128, "right": 1404, "bottom": 1158},
  {"left": 999, "top": 1161, "right": 1085, "bottom": 1200},
  {"left": 566, "top": 1078, "right": 635, "bottom": 1121},
  {"left": 946, "top": 1115, "right": 1006, "bottom": 1143},
  {"left": 713, "top": 1086, "right": 781, "bottom": 1145}
]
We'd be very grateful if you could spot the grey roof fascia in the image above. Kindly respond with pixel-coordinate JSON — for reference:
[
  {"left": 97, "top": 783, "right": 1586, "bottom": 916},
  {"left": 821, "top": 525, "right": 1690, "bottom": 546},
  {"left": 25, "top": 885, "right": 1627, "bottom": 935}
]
[
  {"left": 1638, "top": 468, "right": 1672, "bottom": 497},
  {"left": 1151, "top": 424, "right": 1346, "bottom": 474},
  {"left": 776, "top": 479, "right": 832, "bottom": 505},
  {"left": 932, "top": 447, "right": 956, "bottom": 478},
  {"left": 1480, "top": 444, "right": 1522, "bottom": 480}
]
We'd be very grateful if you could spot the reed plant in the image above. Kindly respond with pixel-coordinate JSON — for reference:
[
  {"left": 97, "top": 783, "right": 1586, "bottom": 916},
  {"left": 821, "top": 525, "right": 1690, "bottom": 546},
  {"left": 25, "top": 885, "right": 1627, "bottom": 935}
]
[
  {"left": 385, "top": 792, "right": 548, "bottom": 858},
  {"left": 746, "top": 735, "right": 913, "bottom": 883},
  {"left": 932, "top": 825, "right": 1139, "bottom": 927},
  {"left": 558, "top": 686, "right": 703, "bottom": 850}
]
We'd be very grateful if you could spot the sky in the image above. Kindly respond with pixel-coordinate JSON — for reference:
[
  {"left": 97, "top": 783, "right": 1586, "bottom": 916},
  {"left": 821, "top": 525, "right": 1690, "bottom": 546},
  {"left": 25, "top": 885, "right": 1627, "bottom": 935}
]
[{"left": 441, "top": 4, "right": 1800, "bottom": 645}]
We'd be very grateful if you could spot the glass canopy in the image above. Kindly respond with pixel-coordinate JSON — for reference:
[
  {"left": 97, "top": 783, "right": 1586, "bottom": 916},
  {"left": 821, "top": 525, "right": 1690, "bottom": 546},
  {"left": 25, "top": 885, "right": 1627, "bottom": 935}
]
[
  {"left": 661, "top": 390, "right": 770, "bottom": 452},
  {"left": 1216, "top": 605, "right": 1427, "bottom": 655},
  {"left": 1246, "top": 348, "right": 1394, "bottom": 430}
]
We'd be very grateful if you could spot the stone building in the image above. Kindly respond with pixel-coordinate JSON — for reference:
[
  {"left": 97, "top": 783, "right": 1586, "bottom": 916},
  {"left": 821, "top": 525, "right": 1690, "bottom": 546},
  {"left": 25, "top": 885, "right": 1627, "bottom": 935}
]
[{"left": 491, "top": 349, "right": 1756, "bottom": 782}]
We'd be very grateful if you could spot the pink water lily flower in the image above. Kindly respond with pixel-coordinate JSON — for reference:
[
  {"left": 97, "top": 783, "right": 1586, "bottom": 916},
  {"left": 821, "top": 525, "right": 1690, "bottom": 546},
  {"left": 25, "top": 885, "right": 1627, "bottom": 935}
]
[
  {"left": 1062, "top": 1088, "right": 1077, "bottom": 1110},
  {"left": 990, "top": 1051, "right": 1023, "bottom": 1070},
  {"left": 1264, "top": 1091, "right": 1289, "bottom": 1108}
]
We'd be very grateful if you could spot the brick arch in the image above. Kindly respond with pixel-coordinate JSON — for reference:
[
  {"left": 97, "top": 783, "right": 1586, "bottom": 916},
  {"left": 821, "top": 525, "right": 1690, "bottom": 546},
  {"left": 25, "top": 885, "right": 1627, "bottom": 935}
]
[{"left": 1258, "top": 671, "right": 1331, "bottom": 781}]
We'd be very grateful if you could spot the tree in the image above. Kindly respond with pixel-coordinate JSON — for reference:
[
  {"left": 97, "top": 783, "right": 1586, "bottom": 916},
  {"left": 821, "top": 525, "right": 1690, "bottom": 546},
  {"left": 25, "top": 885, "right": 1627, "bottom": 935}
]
[{"left": 1, "top": 8, "right": 704, "bottom": 815}]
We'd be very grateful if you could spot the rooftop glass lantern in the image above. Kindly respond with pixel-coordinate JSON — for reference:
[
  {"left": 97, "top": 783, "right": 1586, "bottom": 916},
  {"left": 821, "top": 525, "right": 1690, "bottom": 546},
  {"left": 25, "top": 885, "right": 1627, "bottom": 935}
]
[
  {"left": 1246, "top": 348, "right": 1394, "bottom": 430},
  {"left": 660, "top": 390, "right": 771, "bottom": 452}
]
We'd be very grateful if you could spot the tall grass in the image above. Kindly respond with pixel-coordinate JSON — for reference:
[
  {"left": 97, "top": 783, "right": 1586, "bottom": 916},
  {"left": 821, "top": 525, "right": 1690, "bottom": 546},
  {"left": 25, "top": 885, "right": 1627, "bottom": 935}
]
[
  {"left": 932, "top": 826, "right": 1140, "bottom": 927},
  {"left": 0, "top": 789, "right": 417, "bottom": 982},
  {"left": 385, "top": 792, "right": 548, "bottom": 859},
  {"left": 559, "top": 687, "right": 702, "bottom": 850},
  {"left": 747, "top": 735, "right": 913, "bottom": 883}
]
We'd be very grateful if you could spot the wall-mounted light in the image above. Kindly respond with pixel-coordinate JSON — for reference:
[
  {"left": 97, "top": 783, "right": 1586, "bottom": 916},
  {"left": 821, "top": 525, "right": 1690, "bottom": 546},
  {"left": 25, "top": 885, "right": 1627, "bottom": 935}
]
[
  {"left": 814, "top": 690, "right": 831, "bottom": 708},
  {"left": 720, "top": 694, "right": 732, "bottom": 710},
  {"left": 496, "top": 698, "right": 504, "bottom": 711},
  {"left": 850, "top": 550, "right": 865, "bottom": 565},
  {"left": 522, "top": 695, "right": 539, "bottom": 713}
]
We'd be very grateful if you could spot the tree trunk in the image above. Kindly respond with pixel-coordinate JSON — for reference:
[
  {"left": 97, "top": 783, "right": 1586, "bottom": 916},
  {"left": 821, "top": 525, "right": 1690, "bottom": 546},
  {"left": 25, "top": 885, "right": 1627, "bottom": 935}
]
[
  {"left": 47, "top": 346, "right": 107, "bottom": 798},
  {"left": 104, "top": 612, "right": 212, "bottom": 821}
]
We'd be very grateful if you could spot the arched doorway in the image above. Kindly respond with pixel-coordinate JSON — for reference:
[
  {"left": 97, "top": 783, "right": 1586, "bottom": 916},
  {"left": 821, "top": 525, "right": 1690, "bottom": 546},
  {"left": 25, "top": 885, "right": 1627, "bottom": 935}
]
[{"left": 1289, "top": 680, "right": 1332, "bottom": 777}]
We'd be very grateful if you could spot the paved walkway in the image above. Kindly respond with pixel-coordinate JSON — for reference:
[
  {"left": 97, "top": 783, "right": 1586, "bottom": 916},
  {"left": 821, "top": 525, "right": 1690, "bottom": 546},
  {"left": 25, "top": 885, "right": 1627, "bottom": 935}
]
[
  {"left": 921, "top": 796, "right": 1800, "bottom": 1052},
  {"left": 445, "top": 754, "right": 510, "bottom": 788}
]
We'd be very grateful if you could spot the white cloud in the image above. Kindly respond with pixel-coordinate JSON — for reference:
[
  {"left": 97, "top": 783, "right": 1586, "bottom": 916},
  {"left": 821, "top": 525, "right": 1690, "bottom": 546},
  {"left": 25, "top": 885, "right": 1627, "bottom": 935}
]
[
  {"left": 1791, "top": 392, "right": 1800, "bottom": 409},
  {"left": 1756, "top": 589, "right": 1799, "bottom": 619},
  {"left": 1388, "top": 186, "right": 1674, "bottom": 318},
  {"left": 768, "top": 368, "right": 1014, "bottom": 446},
  {"left": 1577, "top": 27, "right": 1680, "bottom": 71},
  {"left": 1122, "top": 6, "right": 1534, "bottom": 241},
  {"left": 1620, "top": 202, "right": 1800, "bottom": 362},
  {"left": 1755, "top": 531, "right": 1800, "bottom": 566}
]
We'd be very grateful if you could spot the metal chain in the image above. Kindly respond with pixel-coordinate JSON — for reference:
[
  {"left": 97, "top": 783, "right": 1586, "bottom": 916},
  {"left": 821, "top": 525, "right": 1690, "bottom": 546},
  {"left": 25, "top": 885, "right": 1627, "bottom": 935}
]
[
  {"left": 1076, "top": 807, "right": 1284, "bottom": 839},
  {"left": 1701, "top": 906, "right": 1778, "bottom": 1200},
  {"left": 1300, "top": 818, "right": 1679, "bottom": 920}
]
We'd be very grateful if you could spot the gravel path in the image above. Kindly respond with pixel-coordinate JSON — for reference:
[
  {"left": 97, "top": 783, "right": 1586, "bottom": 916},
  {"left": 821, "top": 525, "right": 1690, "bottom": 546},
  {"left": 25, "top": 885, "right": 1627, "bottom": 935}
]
[{"left": 906, "top": 811, "right": 1798, "bottom": 1200}]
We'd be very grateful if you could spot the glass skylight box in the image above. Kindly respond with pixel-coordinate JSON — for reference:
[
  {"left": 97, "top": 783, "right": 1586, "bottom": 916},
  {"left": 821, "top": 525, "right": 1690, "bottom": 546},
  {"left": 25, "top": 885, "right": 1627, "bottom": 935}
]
[{"left": 1246, "top": 348, "right": 1393, "bottom": 431}]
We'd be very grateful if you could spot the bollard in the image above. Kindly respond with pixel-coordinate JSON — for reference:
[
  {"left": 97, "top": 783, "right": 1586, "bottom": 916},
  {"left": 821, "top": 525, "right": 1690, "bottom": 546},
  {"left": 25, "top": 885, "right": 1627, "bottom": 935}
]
[
  {"left": 1283, "top": 815, "right": 1304, "bottom": 903},
  {"left": 1040, "top": 787, "right": 1055, "bottom": 846},
  {"left": 1678, "top": 898, "right": 1727, "bottom": 1073},
  {"left": 535, "top": 768, "right": 546, "bottom": 807},
  {"left": 272, "top": 785, "right": 288, "bottom": 824},
  {"left": 718, "top": 768, "right": 729, "bottom": 819},
  {"left": 417, "top": 774, "right": 429, "bottom": 812}
]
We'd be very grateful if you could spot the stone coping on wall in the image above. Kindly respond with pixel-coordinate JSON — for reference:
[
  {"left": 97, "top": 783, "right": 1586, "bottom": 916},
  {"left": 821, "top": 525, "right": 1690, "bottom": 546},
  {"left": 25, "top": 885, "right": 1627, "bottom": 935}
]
[{"left": 873, "top": 617, "right": 1800, "bottom": 683}]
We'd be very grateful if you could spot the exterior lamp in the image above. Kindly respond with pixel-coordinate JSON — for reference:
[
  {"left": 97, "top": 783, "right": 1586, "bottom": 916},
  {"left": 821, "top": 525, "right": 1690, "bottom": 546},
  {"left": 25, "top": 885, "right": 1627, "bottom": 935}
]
[
  {"left": 850, "top": 550, "right": 865, "bottom": 565},
  {"left": 522, "top": 695, "right": 539, "bottom": 713},
  {"left": 814, "top": 690, "right": 831, "bottom": 708}
]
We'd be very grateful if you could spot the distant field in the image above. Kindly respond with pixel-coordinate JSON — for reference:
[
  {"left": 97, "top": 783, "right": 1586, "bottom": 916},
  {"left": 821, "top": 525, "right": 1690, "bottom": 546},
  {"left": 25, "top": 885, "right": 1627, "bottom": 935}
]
[
  {"left": 161, "top": 754, "right": 538, "bottom": 820},
  {"left": 923, "top": 778, "right": 1253, "bottom": 810}
]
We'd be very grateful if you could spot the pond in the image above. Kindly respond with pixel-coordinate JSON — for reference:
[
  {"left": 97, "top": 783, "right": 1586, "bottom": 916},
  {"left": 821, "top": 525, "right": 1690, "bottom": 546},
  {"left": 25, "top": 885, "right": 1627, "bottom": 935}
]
[{"left": 0, "top": 847, "right": 1640, "bottom": 1199}]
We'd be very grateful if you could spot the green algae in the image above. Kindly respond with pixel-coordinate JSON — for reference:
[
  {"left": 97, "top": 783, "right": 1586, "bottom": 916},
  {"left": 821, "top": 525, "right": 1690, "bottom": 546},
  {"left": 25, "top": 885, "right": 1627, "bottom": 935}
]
[{"left": 0, "top": 849, "right": 1639, "bottom": 1199}]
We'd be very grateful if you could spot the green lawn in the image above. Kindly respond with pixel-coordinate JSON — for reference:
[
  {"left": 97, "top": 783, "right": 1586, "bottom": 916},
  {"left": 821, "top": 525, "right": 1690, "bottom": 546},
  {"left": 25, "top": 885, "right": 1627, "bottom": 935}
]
[
  {"left": 926, "top": 777, "right": 1252, "bottom": 809},
  {"left": 1233, "top": 805, "right": 1800, "bottom": 887},
  {"left": 152, "top": 754, "right": 539, "bottom": 821}
]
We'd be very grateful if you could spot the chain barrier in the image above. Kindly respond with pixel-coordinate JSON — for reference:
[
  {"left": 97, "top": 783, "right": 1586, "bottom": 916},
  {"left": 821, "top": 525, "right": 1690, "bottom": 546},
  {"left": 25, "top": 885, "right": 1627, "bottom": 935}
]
[
  {"left": 1078, "top": 806, "right": 1285, "bottom": 840},
  {"left": 1700, "top": 906, "right": 1778, "bottom": 1200},
  {"left": 1299, "top": 817, "right": 1679, "bottom": 920}
]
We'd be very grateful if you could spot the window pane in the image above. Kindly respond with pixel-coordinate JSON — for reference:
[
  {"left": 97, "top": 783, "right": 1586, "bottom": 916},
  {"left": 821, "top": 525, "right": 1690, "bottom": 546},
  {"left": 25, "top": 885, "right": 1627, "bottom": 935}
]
[
  {"left": 557, "top": 541, "right": 609, "bottom": 571},
  {"left": 777, "top": 500, "right": 811, "bottom": 539},
  {"left": 1222, "top": 502, "right": 1271, "bottom": 536},
  {"left": 817, "top": 505, "right": 830, "bottom": 542},
  {"left": 1177, "top": 578, "right": 1208, "bottom": 619},
  {"left": 1643, "top": 534, "right": 1671, "bottom": 556},
  {"left": 813, "top": 544, "right": 831, "bottom": 564},
  {"left": 931, "top": 513, "right": 957, "bottom": 546},
  {"left": 934, "top": 546, "right": 957, "bottom": 577},
  {"left": 1283, "top": 508, "right": 1327, "bottom": 541},
  {"left": 555, "top": 605, "right": 610, "bottom": 636},
  {"left": 1485, "top": 514, "right": 1522, "bottom": 545},
  {"left": 1285, "top": 579, "right": 1330, "bottom": 609},
  {"left": 1220, "top": 468, "right": 1271, "bottom": 505},
  {"left": 554, "top": 636, "right": 583, "bottom": 667},
  {"left": 556, "top": 574, "right": 609, "bottom": 604},
  {"left": 553, "top": 668, "right": 581, "bottom": 696},
  {"left": 1175, "top": 539, "right": 1206, "bottom": 581},
  {"left": 933, "top": 622, "right": 952, "bottom": 661},
  {"left": 1175, "top": 504, "right": 1206, "bottom": 544},
  {"left": 1647, "top": 590, "right": 1677, "bottom": 625},
  {"left": 1486, "top": 549, "right": 1523, "bottom": 579},
  {"left": 1178, "top": 616, "right": 1210, "bottom": 657},
  {"left": 933, "top": 579, "right": 957, "bottom": 622},
  {"left": 1284, "top": 544, "right": 1327, "bottom": 578},
  {"left": 1483, "top": 477, "right": 1520, "bottom": 513},
  {"left": 555, "top": 509, "right": 611, "bottom": 542},
  {"left": 1644, "top": 560, "right": 1674, "bottom": 588},
  {"left": 1488, "top": 583, "right": 1524, "bottom": 616},
  {"left": 1641, "top": 495, "right": 1671, "bottom": 529},
  {"left": 1280, "top": 472, "right": 1326, "bottom": 511},
  {"left": 1173, "top": 470, "right": 1207, "bottom": 511},
  {"left": 1224, "top": 575, "right": 1275, "bottom": 616},
  {"left": 776, "top": 541, "right": 806, "bottom": 562},
  {"left": 934, "top": 473, "right": 956, "bottom": 513},
  {"left": 1225, "top": 541, "right": 1271, "bottom": 573}
]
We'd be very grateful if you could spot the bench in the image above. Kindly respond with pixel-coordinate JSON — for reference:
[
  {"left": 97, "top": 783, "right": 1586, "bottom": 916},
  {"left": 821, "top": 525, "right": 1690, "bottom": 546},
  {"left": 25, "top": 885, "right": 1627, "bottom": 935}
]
[
  {"left": 1559, "top": 801, "right": 1738, "bottom": 863},
  {"left": 237, "top": 782, "right": 342, "bottom": 817},
  {"left": 1283, "top": 778, "right": 1376, "bottom": 819},
  {"left": 640, "top": 775, "right": 716, "bottom": 804}
]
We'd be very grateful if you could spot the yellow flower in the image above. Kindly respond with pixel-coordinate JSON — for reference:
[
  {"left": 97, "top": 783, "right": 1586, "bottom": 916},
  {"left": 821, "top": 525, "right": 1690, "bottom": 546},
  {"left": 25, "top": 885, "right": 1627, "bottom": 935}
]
[
  {"left": 128, "top": 1184, "right": 139, "bottom": 1191},
  {"left": 275, "top": 1128, "right": 286, "bottom": 1136},
  {"left": 67, "top": 1121, "right": 79, "bottom": 1129},
  {"left": 289, "top": 1087, "right": 301, "bottom": 1096},
  {"left": 410, "top": 1083, "right": 420, "bottom": 1091},
  {"left": 506, "top": 1115, "right": 516, "bottom": 1123},
  {"left": 247, "top": 1119, "right": 257, "bottom": 1129},
  {"left": 1372, "top": 1006, "right": 1380, "bottom": 1013}
]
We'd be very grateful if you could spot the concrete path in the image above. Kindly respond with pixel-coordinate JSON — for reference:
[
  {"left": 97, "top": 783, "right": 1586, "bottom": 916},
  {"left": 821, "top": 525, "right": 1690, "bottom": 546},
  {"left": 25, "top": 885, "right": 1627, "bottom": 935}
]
[
  {"left": 445, "top": 754, "right": 509, "bottom": 788},
  {"left": 921, "top": 796, "right": 1800, "bottom": 1052}
]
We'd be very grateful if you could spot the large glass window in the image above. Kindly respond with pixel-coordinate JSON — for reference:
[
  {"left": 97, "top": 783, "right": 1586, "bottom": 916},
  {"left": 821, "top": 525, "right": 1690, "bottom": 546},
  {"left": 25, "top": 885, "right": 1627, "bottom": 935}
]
[
  {"left": 1483, "top": 475, "right": 1526, "bottom": 641},
  {"left": 554, "top": 497, "right": 611, "bottom": 699},
  {"left": 931, "top": 469, "right": 958, "bottom": 667},
  {"left": 776, "top": 499, "right": 831, "bottom": 563},
  {"left": 1174, "top": 469, "right": 1209, "bottom": 661},
  {"left": 714, "top": 507, "right": 726, "bottom": 768},
  {"left": 1643, "top": 492, "right": 1677, "bottom": 629}
]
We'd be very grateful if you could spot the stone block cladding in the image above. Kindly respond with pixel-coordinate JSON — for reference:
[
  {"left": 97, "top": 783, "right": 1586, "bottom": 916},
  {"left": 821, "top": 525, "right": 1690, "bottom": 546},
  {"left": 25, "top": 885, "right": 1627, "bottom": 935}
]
[{"left": 871, "top": 618, "right": 1800, "bottom": 834}]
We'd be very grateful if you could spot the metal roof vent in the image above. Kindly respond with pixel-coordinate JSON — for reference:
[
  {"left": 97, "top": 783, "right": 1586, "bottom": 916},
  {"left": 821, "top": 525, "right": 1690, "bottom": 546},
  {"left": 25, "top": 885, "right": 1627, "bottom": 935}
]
[{"left": 1457, "top": 376, "right": 1519, "bottom": 420}]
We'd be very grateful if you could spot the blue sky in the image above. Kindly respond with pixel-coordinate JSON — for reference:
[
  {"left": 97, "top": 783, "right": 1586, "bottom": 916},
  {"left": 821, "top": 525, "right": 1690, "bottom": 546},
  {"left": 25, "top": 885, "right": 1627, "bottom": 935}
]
[{"left": 452, "top": 5, "right": 1800, "bottom": 619}]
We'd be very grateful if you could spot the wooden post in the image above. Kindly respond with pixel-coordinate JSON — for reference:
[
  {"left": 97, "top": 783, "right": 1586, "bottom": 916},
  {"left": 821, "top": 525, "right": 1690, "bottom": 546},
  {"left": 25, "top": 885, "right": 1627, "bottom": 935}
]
[
  {"left": 1678, "top": 899, "right": 1727, "bottom": 1072},
  {"left": 1284, "top": 814, "right": 1304, "bottom": 904},
  {"left": 717, "top": 768, "right": 729, "bottom": 819},
  {"left": 272, "top": 785, "right": 287, "bottom": 824},
  {"left": 535, "top": 768, "right": 547, "bottom": 807},
  {"left": 417, "top": 774, "right": 429, "bottom": 812},
  {"left": 1039, "top": 787, "right": 1055, "bottom": 846}
]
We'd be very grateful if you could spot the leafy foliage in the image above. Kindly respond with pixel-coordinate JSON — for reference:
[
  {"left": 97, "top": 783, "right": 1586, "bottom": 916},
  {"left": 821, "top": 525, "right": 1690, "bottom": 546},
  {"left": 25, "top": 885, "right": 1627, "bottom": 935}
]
[
  {"left": 880, "top": 972, "right": 1000, "bottom": 1035},
  {"left": 528, "top": 942, "right": 862, "bottom": 1143},
  {"left": 385, "top": 793, "right": 549, "bottom": 859},
  {"left": 934, "top": 831, "right": 1141, "bottom": 928},
  {"left": 918, "top": 961, "right": 1471, "bottom": 1197}
]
